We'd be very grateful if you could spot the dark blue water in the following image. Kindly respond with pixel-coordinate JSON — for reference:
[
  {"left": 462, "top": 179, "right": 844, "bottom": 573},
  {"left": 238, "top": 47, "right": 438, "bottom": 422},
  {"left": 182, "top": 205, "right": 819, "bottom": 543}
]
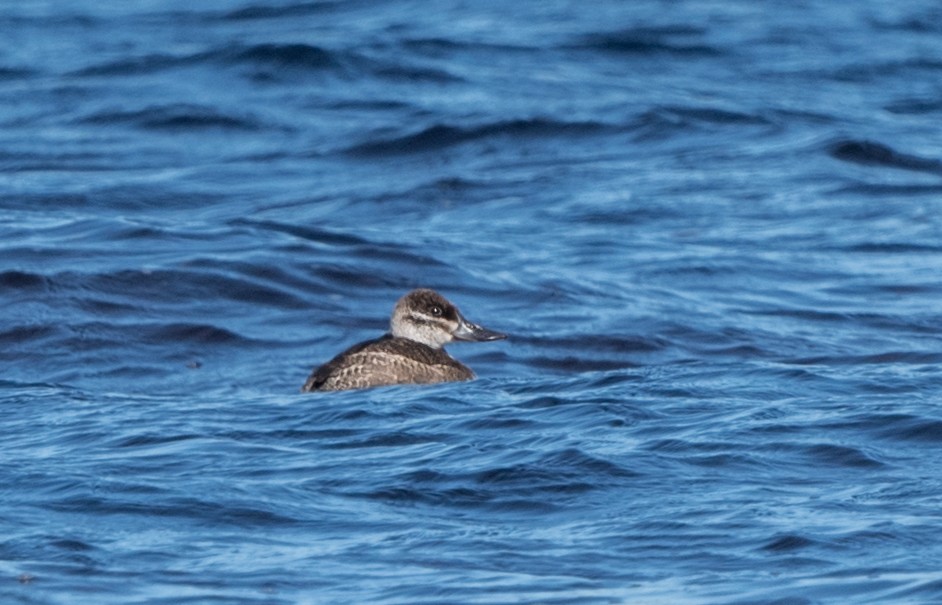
[{"left": 3, "top": 1, "right": 942, "bottom": 603}]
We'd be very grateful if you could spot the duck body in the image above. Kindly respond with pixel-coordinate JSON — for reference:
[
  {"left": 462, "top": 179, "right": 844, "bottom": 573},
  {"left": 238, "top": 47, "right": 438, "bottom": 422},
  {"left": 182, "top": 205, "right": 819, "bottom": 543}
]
[
  {"left": 302, "top": 333, "right": 474, "bottom": 392},
  {"left": 302, "top": 289, "right": 505, "bottom": 393}
]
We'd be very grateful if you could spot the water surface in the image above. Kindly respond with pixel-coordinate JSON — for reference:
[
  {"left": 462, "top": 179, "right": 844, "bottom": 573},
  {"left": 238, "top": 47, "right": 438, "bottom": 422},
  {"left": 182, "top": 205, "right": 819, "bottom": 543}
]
[{"left": 3, "top": 1, "right": 942, "bottom": 603}]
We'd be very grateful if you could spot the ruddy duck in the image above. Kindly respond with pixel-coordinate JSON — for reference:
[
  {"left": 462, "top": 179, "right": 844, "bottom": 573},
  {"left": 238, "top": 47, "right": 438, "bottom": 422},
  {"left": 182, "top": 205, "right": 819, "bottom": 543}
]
[{"left": 302, "top": 288, "right": 506, "bottom": 392}]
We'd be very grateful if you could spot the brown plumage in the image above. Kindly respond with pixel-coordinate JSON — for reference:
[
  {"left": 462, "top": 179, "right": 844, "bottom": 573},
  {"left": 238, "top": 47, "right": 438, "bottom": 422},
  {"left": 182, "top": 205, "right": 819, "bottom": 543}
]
[{"left": 302, "top": 289, "right": 506, "bottom": 392}]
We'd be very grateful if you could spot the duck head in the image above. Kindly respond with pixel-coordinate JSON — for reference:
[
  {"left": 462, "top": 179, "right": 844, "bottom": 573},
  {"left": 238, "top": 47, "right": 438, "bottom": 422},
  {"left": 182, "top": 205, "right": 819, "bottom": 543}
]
[{"left": 390, "top": 288, "right": 506, "bottom": 349}]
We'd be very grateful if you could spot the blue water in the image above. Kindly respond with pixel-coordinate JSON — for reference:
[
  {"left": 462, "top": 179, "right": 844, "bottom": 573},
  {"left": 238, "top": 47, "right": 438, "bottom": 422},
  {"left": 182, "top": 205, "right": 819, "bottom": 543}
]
[{"left": 3, "top": 1, "right": 942, "bottom": 603}]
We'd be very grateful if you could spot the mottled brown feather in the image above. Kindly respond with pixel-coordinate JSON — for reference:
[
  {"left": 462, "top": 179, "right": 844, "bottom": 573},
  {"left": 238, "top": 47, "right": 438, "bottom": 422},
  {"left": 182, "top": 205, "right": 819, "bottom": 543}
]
[{"left": 302, "top": 334, "right": 474, "bottom": 392}]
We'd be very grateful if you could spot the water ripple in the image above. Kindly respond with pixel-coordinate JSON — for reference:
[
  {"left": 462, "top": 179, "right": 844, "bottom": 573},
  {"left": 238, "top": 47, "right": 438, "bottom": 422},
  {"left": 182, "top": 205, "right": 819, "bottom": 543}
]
[{"left": 4, "top": 1, "right": 942, "bottom": 603}]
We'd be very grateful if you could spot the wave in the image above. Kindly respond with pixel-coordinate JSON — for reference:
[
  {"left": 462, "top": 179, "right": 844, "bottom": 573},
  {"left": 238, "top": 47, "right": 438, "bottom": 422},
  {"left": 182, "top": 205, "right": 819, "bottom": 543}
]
[
  {"left": 872, "top": 8, "right": 942, "bottom": 34},
  {"left": 834, "top": 183, "right": 942, "bottom": 196},
  {"left": 884, "top": 97, "right": 942, "bottom": 115},
  {"left": 803, "top": 443, "right": 885, "bottom": 468},
  {"left": 829, "top": 139, "right": 942, "bottom": 175},
  {"left": 228, "top": 42, "right": 340, "bottom": 70},
  {"left": 222, "top": 1, "right": 341, "bottom": 21},
  {"left": 843, "top": 242, "right": 942, "bottom": 254},
  {"left": 631, "top": 105, "right": 772, "bottom": 138},
  {"left": 760, "top": 533, "right": 817, "bottom": 552},
  {"left": 573, "top": 26, "right": 722, "bottom": 57},
  {"left": 234, "top": 42, "right": 457, "bottom": 82},
  {"left": 74, "top": 42, "right": 346, "bottom": 77},
  {"left": 140, "top": 322, "right": 249, "bottom": 346},
  {"left": 785, "top": 352, "right": 942, "bottom": 366},
  {"left": 825, "top": 413, "right": 942, "bottom": 444},
  {"left": 347, "top": 118, "right": 613, "bottom": 155},
  {"left": 651, "top": 105, "right": 770, "bottom": 125},
  {"left": 78, "top": 103, "right": 266, "bottom": 131},
  {"left": 89, "top": 266, "right": 311, "bottom": 311},
  {"left": 73, "top": 41, "right": 459, "bottom": 86},
  {"left": 231, "top": 219, "right": 456, "bottom": 274},
  {"left": 402, "top": 36, "right": 535, "bottom": 54},
  {"left": 73, "top": 52, "right": 199, "bottom": 76},
  {"left": 872, "top": 414, "right": 942, "bottom": 443},
  {"left": 49, "top": 494, "right": 299, "bottom": 527},
  {"left": 352, "top": 446, "right": 636, "bottom": 512},
  {"left": 360, "top": 59, "right": 463, "bottom": 83},
  {"left": 33, "top": 320, "right": 255, "bottom": 349},
  {"left": 0, "top": 324, "right": 62, "bottom": 347},
  {"left": 0, "top": 65, "right": 34, "bottom": 80},
  {"left": 0, "top": 270, "right": 48, "bottom": 290}
]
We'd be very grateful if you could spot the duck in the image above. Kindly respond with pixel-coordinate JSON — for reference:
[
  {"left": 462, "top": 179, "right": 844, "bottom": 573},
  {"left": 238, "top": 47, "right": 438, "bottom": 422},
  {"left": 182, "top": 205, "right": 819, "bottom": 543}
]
[{"left": 302, "top": 288, "right": 506, "bottom": 392}]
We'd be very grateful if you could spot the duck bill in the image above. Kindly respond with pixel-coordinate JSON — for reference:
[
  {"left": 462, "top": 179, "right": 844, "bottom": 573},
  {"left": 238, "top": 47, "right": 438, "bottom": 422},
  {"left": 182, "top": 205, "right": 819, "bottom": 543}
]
[{"left": 453, "top": 314, "right": 507, "bottom": 342}]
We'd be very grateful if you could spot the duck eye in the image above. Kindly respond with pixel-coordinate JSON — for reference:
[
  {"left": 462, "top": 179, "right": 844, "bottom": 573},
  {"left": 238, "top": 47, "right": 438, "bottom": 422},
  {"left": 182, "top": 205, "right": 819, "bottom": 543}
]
[{"left": 429, "top": 305, "right": 443, "bottom": 317}]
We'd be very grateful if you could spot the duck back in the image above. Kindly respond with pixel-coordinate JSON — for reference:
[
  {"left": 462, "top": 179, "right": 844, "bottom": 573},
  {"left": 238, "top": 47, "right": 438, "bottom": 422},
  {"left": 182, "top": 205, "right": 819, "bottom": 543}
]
[{"left": 302, "top": 334, "right": 475, "bottom": 392}]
